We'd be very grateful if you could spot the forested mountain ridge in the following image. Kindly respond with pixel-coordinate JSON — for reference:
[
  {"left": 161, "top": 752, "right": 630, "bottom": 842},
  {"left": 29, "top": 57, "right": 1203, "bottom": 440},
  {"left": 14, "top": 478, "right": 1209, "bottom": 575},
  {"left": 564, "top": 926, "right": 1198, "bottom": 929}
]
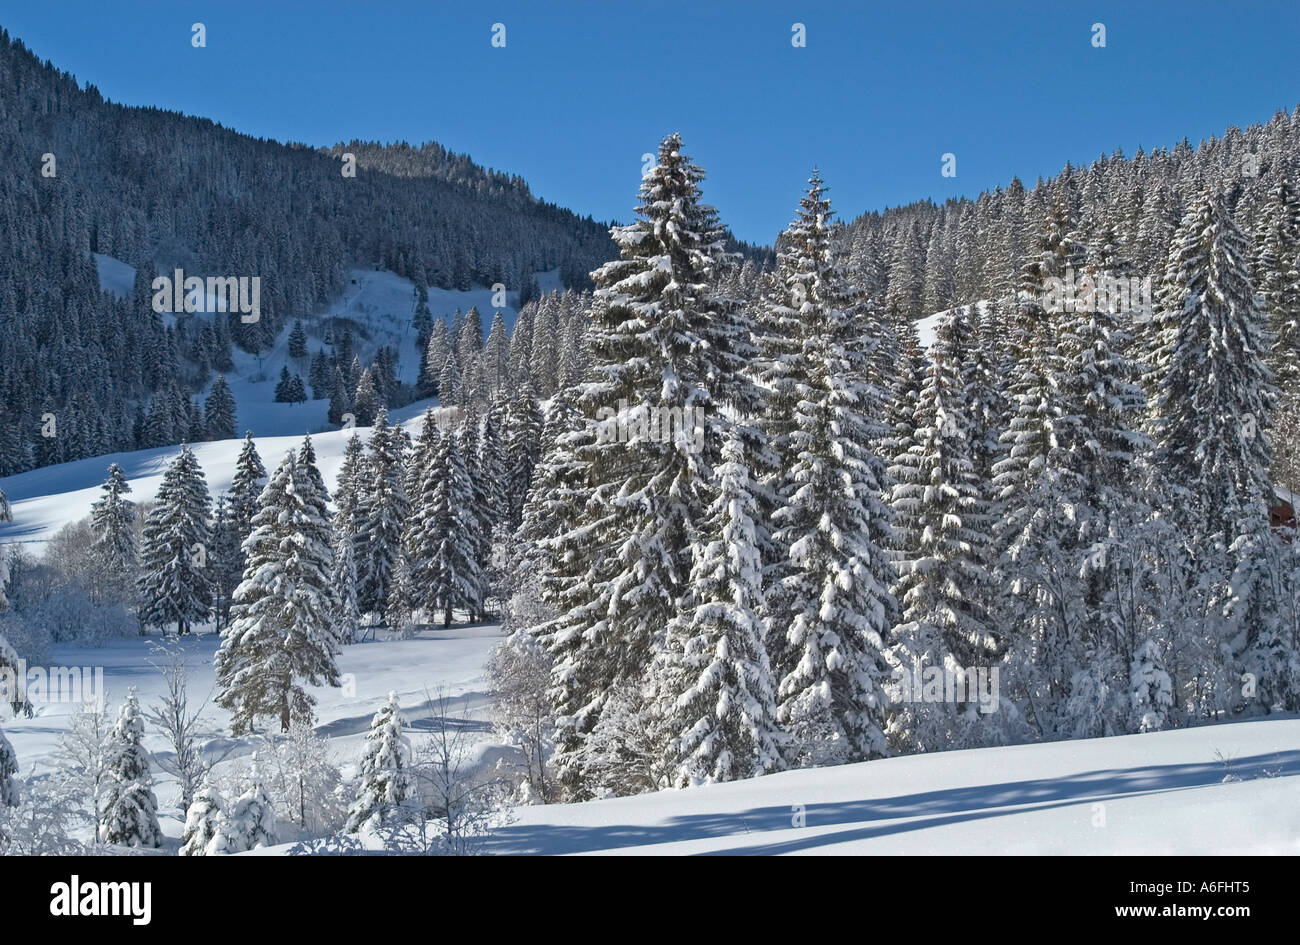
[
  {"left": 321, "top": 139, "right": 535, "bottom": 194},
  {"left": 0, "top": 27, "right": 615, "bottom": 474},
  {"left": 833, "top": 105, "right": 1300, "bottom": 492}
]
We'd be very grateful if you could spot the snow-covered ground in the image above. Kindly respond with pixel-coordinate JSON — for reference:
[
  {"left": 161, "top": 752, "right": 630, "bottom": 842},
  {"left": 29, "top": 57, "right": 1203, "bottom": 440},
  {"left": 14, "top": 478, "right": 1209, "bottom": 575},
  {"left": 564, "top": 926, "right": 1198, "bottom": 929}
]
[
  {"left": 2, "top": 624, "right": 507, "bottom": 841},
  {"left": 490, "top": 717, "right": 1300, "bottom": 855},
  {"left": 9, "top": 620, "right": 1296, "bottom": 855}
]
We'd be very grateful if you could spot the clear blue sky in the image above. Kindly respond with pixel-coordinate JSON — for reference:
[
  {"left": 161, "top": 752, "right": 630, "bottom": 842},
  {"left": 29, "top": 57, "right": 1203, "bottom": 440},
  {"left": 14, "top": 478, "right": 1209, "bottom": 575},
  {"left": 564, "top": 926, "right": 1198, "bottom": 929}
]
[{"left": 4, "top": 1, "right": 1299, "bottom": 243}]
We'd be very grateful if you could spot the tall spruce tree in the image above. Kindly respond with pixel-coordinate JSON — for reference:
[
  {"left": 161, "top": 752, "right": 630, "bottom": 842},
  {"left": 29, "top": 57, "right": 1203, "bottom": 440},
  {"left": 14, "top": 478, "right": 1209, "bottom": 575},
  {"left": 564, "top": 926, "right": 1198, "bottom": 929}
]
[
  {"left": 214, "top": 447, "right": 340, "bottom": 733},
  {"left": 502, "top": 382, "right": 543, "bottom": 530},
  {"left": 229, "top": 433, "right": 267, "bottom": 540},
  {"left": 516, "top": 390, "right": 593, "bottom": 623},
  {"left": 1152, "top": 189, "right": 1282, "bottom": 715},
  {"left": 886, "top": 328, "right": 1000, "bottom": 752},
  {"left": 355, "top": 409, "right": 408, "bottom": 617},
  {"left": 89, "top": 463, "right": 137, "bottom": 600},
  {"left": 426, "top": 430, "right": 479, "bottom": 627},
  {"left": 137, "top": 445, "right": 213, "bottom": 635},
  {"left": 1054, "top": 270, "right": 1155, "bottom": 736},
  {"left": 457, "top": 414, "right": 491, "bottom": 620},
  {"left": 1253, "top": 174, "right": 1300, "bottom": 490},
  {"left": 536, "top": 133, "right": 735, "bottom": 797},
  {"left": 402, "top": 409, "right": 443, "bottom": 621},
  {"left": 209, "top": 494, "right": 242, "bottom": 629},
  {"left": 767, "top": 173, "right": 898, "bottom": 767},
  {"left": 204, "top": 375, "right": 237, "bottom": 440},
  {"left": 989, "top": 199, "right": 1088, "bottom": 731}
]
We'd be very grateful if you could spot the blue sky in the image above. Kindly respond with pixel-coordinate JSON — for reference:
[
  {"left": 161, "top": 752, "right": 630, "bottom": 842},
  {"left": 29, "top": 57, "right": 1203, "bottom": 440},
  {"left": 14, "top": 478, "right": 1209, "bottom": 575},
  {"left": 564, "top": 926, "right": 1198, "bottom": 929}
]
[{"left": 3, "top": 1, "right": 1299, "bottom": 243}]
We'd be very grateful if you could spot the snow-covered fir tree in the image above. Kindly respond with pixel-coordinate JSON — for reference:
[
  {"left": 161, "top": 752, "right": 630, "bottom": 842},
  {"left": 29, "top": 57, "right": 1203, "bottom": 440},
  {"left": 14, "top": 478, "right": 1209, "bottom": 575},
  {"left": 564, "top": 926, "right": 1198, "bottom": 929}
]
[
  {"left": 423, "top": 429, "right": 479, "bottom": 627},
  {"left": 288, "top": 319, "right": 308, "bottom": 359},
  {"left": 1054, "top": 265, "right": 1157, "bottom": 737},
  {"left": 476, "top": 405, "right": 508, "bottom": 542},
  {"left": 214, "top": 446, "right": 341, "bottom": 733},
  {"left": 463, "top": 413, "right": 500, "bottom": 619},
  {"left": 352, "top": 368, "right": 381, "bottom": 425},
  {"left": 99, "top": 689, "right": 163, "bottom": 848},
  {"left": 886, "top": 322, "right": 1001, "bottom": 752},
  {"left": 346, "top": 691, "right": 413, "bottom": 832},
  {"left": 208, "top": 759, "right": 278, "bottom": 853},
  {"left": 484, "top": 310, "right": 511, "bottom": 394},
  {"left": 402, "top": 409, "right": 443, "bottom": 618},
  {"left": 502, "top": 382, "right": 543, "bottom": 530},
  {"left": 990, "top": 198, "right": 1089, "bottom": 734},
  {"left": 355, "top": 409, "right": 408, "bottom": 617},
  {"left": 1150, "top": 188, "right": 1282, "bottom": 715},
  {"left": 137, "top": 445, "right": 213, "bottom": 635},
  {"left": 229, "top": 432, "right": 267, "bottom": 536},
  {"left": 213, "top": 433, "right": 267, "bottom": 624},
  {"left": 421, "top": 318, "right": 452, "bottom": 397},
  {"left": 1128, "top": 638, "right": 1174, "bottom": 733},
  {"left": 331, "top": 430, "right": 367, "bottom": 601},
  {"left": 438, "top": 348, "right": 461, "bottom": 407},
  {"left": 204, "top": 374, "right": 237, "bottom": 440},
  {"left": 209, "top": 494, "right": 244, "bottom": 628},
  {"left": 89, "top": 462, "right": 137, "bottom": 598},
  {"left": 332, "top": 531, "right": 363, "bottom": 644},
  {"left": 384, "top": 552, "right": 416, "bottom": 635},
  {"left": 274, "top": 366, "right": 308, "bottom": 404},
  {"left": 515, "top": 390, "right": 593, "bottom": 624},
  {"left": 1253, "top": 174, "right": 1300, "bottom": 490},
  {"left": 179, "top": 781, "right": 224, "bottom": 856},
  {"left": 766, "top": 173, "right": 897, "bottom": 768},
  {"left": 535, "top": 133, "right": 736, "bottom": 798}
]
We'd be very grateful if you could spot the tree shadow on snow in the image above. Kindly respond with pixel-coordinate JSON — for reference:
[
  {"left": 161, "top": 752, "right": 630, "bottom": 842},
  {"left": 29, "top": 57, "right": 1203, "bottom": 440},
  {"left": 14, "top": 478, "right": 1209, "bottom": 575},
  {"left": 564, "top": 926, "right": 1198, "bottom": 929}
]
[{"left": 485, "top": 748, "right": 1300, "bottom": 855}]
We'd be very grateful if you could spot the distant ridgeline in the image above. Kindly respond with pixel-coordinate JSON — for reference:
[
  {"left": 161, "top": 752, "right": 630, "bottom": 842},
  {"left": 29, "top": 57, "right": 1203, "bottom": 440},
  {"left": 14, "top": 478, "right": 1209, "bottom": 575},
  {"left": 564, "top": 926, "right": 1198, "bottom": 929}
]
[{"left": 0, "top": 28, "right": 616, "bottom": 474}]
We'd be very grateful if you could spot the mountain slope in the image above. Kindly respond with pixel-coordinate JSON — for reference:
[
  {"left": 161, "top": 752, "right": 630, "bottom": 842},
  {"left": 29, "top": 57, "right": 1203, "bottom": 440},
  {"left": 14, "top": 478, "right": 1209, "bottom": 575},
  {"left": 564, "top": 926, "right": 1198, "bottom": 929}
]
[{"left": 0, "top": 26, "right": 614, "bottom": 476}]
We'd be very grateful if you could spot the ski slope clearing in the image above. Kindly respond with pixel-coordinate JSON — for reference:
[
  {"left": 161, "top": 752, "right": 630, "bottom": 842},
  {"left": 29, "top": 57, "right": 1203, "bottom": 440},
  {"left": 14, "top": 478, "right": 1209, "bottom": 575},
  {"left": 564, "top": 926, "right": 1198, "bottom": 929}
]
[
  {"left": 85, "top": 253, "right": 559, "bottom": 440},
  {"left": 490, "top": 717, "right": 1300, "bottom": 855},
  {"left": 914, "top": 300, "right": 992, "bottom": 349}
]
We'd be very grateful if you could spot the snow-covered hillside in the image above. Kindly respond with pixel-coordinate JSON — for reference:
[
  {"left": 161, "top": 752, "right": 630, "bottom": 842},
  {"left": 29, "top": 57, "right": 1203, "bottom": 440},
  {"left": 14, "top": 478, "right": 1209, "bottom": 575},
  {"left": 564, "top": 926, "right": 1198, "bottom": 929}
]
[
  {"left": 0, "top": 259, "right": 562, "bottom": 553},
  {"left": 914, "top": 299, "right": 992, "bottom": 349},
  {"left": 0, "top": 401, "right": 440, "bottom": 551},
  {"left": 92, "top": 254, "right": 559, "bottom": 439},
  {"left": 490, "top": 717, "right": 1300, "bottom": 855}
]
